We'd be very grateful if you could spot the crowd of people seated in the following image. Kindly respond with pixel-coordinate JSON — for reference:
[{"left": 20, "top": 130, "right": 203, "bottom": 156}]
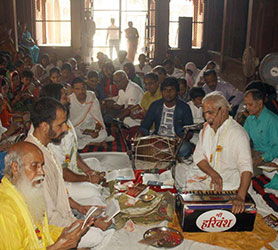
[{"left": 0, "top": 31, "right": 278, "bottom": 249}]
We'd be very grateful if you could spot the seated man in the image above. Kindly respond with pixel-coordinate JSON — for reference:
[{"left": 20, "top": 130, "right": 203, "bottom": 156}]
[
  {"left": 193, "top": 91, "right": 253, "bottom": 214},
  {"left": 61, "top": 62, "right": 75, "bottom": 85},
  {"left": 40, "top": 83, "right": 106, "bottom": 206},
  {"left": 177, "top": 78, "right": 190, "bottom": 103},
  {"left": 113, "top": 50, "right": 130, "bottom": 71},
  {"left": 0, "top": 141, "right": 92, "bottom": 249},
  {"left": 244, "top": 89, "right": 278, "bottom": 166},
  {"left": 135, "top": 53, "right": 152, "bottom": 79},
  {"left": 152, "top": 65, "right": 167, "bottom": 85},
  {"left": 107, "top": 70, "right": 144, "bottom": 128},
  {"left": 162, "top": 59, "right": 185, "bottom": 79},
  {"left": 203, "top": 69, "right": 244, "bottom": 116},
  {"left": 141, "top": 72, "right": 162, "bottom": 113},
  {"left": 25, "top": 98, "right": 113, "bottom": 248},
  {"left": 69, "top": 77, "right": 110, "bottom": 150},
  {"left": 138, "top": 77, "right": 193, "bottom": 159},
  {"left": 87, "top": 70, "right": 107, "bottom": 101}
]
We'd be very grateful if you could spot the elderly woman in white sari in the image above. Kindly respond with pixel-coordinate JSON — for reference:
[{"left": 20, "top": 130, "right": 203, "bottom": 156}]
[
  {"left": 185, "top": 62, "right": 201, "bottom": 88},
  {"left": 195, "top": 60, "right": 220, "bottom": 87}
]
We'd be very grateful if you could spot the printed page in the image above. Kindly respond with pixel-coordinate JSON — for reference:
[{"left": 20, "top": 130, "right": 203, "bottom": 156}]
[
  {"left": 106, "top": 168, "right": 135, "bottom": 182},
  {"left": 104, "top": 198, "right": 121, "bottom": 222},
  {"left": 81, "top": 206, "right": 104, "bottom": 229}
]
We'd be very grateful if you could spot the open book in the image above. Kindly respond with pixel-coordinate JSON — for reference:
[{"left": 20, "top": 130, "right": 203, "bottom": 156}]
[
  {"left": 142, "top": 170, "right": 174, "bottom": 187},
  {"left": 104, "top": 198, "right": 121, "bottom": 222},
  {"left": 82, "top": 206, "right": 105, "bottom": 229},
  {"left": 106, "top": 168, "right": 135, "bottom": 182},
  {"left": 81, "top": 198, "right": 121, "bottom": 229},
  {"left": 130, "top": 104, "right": 145, "bottom": 119}
]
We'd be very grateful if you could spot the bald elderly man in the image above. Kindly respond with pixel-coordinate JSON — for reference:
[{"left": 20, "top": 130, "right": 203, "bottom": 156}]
[{"left": 0, "top": 141, "right": 93, "bottom": 249}]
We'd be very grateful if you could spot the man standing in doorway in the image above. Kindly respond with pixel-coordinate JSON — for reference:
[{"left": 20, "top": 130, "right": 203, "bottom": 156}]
[
  {"left": 106, "top": 18, "right": 120, "bottom": 60},
  {"left": 83, "top": 10, "right": 96, "bottom": 63},
  {"left": 125, "top": 21, "right": 139, "bottom": 63}
]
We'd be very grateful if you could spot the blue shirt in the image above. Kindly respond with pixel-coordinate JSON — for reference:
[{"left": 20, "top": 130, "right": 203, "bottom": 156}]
[
  {"left": 244, "top": 107, "right": 278, "bottom": 162},
  {"left": 139, "top": 98, "right": 193, "bottom": 138}
]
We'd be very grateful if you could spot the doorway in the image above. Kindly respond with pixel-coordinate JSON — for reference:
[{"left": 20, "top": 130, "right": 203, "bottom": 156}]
[{"left": 84, "top": 0, "right": 155, "bottom": 63}]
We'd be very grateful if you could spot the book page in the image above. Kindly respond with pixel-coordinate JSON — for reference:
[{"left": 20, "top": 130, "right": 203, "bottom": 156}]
[
  {"left": 104, "top": 198, "right": 121, "bottom": 222},
  {"left": 106, "top": 168, "right": 135, "bottom": 182},
  {"left": 81, "top": 206, "right": 104, "bottom": 229},
  {"left": 142, "top": 170, "right": 174, "bottom": 186}
]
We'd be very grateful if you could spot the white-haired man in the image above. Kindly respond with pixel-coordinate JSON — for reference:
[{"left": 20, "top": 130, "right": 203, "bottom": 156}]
[
  {"left": 0, "top": 141, "right": 92, "bottom": 249},
  {"left": 25, "top": 97, "right": 113, "bottom": 248},
  {"left": 193, "top": 91, "right": 253, "bottom": 214}
]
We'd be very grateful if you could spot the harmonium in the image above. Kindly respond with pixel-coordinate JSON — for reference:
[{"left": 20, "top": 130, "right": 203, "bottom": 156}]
[{"left": 176, "top": 190, "right": 256, "bottom": 232}]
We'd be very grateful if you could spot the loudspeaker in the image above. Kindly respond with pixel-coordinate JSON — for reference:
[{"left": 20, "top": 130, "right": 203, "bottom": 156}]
[{"left": 178, "top": 17, "right": 192, "bottom": 50}]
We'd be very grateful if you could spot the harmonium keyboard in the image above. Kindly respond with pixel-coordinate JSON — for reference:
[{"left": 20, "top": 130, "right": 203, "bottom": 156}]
[{"left": 176, "top": 190, "right": 256, "bottom": 232}]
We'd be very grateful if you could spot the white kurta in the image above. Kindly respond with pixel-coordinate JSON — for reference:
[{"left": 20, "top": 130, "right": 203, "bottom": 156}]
[
  {"left": 49, "top": 120, "right": 107, "bottom": 207},
  {"left": 193, "top": 116, "right": 253, "bottom": 190},
  {"left": 187, "top": 101, "right": 204, "bottom": 124},
  {"left": 116, "top": 80, "right": 144, "bottom": 127},
  {"left": 168, "top": 67, "right": 185, "bottom": 79},
  {"left": 70, "top": 90, "right": 108, "bottom": 149}
]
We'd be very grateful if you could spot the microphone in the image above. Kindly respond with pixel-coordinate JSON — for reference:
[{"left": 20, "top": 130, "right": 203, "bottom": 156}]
[{"left": 208, "top": 107, "right": 221, "bottom": 126}]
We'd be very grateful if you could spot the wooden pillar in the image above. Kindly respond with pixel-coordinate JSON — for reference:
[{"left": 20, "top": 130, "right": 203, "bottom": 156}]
[
  {"left": 71, "top": 0, "right": 82, "bottom": 53},
  {"left": 245, "top": 0, "right": 253, "bottom": 48},
  {"left": 220, "top": 0, "right": 228, "bottom": 72},
  {"left": 41, "top": 0, "right": 46, "bottom": 44},
  {"left": 12, "top": 0, "right": 18, "bottom": 51},
  {"left": 154, "top": 0, "right": 169, "bottom": 62}
]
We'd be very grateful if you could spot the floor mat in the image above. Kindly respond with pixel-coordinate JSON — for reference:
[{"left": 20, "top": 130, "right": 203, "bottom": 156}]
[{"left": 252, "top": 174, "right": 278, "bottom": 212}]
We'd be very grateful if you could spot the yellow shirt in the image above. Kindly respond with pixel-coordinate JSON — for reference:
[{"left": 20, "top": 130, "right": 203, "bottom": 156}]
[
  {"left": 141, "top": 88, "right": 162, "bottom": 111},
  {"left": 0, "top": 177, "right": 63, "bottom": 250}
]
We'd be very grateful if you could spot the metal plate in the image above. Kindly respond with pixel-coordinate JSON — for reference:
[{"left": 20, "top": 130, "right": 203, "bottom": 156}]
[
  {"left": 143, "top": 226, "right": 183, "bottom": 248},
  {"left": 139, "top": 194, "right": 156, "bottom": 202}
]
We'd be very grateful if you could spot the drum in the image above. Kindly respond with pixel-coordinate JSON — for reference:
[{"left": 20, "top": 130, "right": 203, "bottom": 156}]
[{"left": 133, "top": 135, "right": 177, "bottom": 163}]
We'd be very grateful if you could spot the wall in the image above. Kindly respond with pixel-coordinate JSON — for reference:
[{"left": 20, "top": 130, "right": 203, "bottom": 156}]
[
  {"left": 204, "top": 0, "right": 278, "bottom": 90},
  {"left": 0, "top": 0, "right": 16, "bottom": 42},
  {"left": 250, "top": 0, "right": 278, "bottom": 59}
]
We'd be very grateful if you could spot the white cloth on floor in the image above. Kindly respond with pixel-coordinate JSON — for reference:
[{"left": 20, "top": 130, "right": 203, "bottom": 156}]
[{"left": 49, "top": 120, "right": 108, "bottom": 207}]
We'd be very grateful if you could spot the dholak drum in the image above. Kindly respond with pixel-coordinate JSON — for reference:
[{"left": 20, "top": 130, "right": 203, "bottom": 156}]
[{"left": 133, "top": 135, "right": 177, "bottom": 162}]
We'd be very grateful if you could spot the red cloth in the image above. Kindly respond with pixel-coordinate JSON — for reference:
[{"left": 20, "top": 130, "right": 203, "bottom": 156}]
[
  {"left": 0, "top": 104, "right": 13, "bottom": 128},
  {"left": 103, "top": 78, "right": 118, "bottom": 97}
]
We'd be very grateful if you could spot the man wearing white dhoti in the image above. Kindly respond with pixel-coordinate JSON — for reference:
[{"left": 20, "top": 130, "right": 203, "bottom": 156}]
[
  {"left": 193, "top": 91, "right": 253, "bottom": 214},
  {"left": 25, "top": 97, "right": 113, "bottom": 248},
  {"left": 69, "top": 77, "right": 110, "bottom": 150},
  {"left": 40, "top": 83, "right": 108, "bottom": 207}
]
